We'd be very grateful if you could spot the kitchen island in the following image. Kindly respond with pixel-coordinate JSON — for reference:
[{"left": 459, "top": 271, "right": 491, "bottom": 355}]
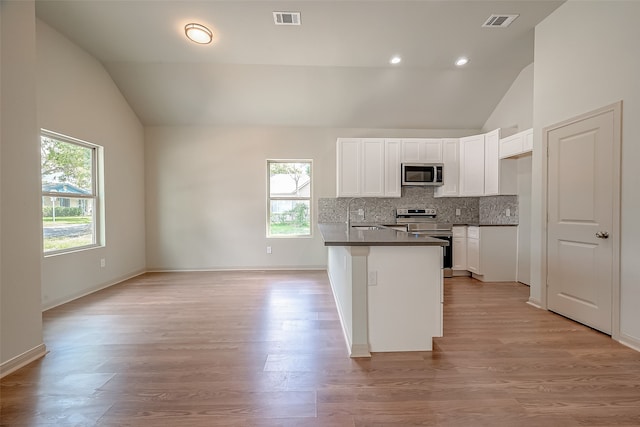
[{"left": 319, "top": 223, "right": 448, "bottom": 357}]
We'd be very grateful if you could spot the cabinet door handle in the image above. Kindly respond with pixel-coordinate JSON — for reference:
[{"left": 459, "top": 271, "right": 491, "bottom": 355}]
[{"left": 595, "top": 231, "right": 609, "bottom": 239}]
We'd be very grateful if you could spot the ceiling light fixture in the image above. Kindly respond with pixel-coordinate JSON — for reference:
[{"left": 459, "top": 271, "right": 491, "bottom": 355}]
[
  {"left": 184, "top": 23, "right": 213, "bottom": 44},
  {"left": 455, "top": 57, "right": 469, "bottom": 67},
  {"left": 390, "top": 56, "right": 402, "bottom": 65}
]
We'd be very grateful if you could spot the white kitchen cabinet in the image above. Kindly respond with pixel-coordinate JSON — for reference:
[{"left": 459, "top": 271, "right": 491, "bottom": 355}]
[
  {"left": 452, "top": 226, "right": 467, "bottom": 270},
  {"left": 336, "top": 138, "right": 401, "bottom": 198},
  {"left": 466, "top": 226, "right": 480, "bottom": 273},
  {"left": 384, "top": 139, "right": 402, "bottom": 198},
  {"left": 523, "top": 128, "right": 533, "bottom": 152},
  {"left": 361, "top": 139, "right": 385, "bottom": 197},
  {"left": 401, "top": 139, "right": 443, "bottom": 163},
  {"left": 434, "top": 138, "right": 459, "bottom": 198},
  {"left": 485, "top": 129, "right": 517, "bottom": 196},
  {"left": 459, "top": 134, "right": 485, "bottom": 196},
  {"left": 337, "top": 138, "right": 361, "bottom": 197},
  {"left": 499, "top": 128, "right": 533, "bottom": 159},
  {"left": 483, "top": 129, "right": 501, "bottom": 195},
  {"left": 460, "top": 130, "right": 517, "bottom": 197},
  {"left": 466, "top": 226, "right": 517, "bottom": 282}
]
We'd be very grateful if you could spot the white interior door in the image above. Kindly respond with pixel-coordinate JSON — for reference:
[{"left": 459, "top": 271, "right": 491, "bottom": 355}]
[{"left": 546, "top": 107, "right": 617, "bottom": 334}]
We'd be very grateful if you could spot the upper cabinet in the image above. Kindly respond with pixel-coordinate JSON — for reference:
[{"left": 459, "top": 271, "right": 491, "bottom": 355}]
[
  {"left": 499, "top": 128, "right": 533, "bottom": 159},
  {"left": 336, "top": 138, "right": 401, "bottom": 198},
  {"left": 384, "top": 139, "right": 402, "bottom": 198},
  {"left": 459, "top": 134, "right": 485, "bottom": 196},
  {"left": 401, "top": 139, "right": 443, "bottom": 163},
  {"left": 337, "top": 129, "right": 517, "bottom": 199},
  {"left": 460, "top": 129, "right": 517, "bottom": 197},
  {"left": 434, "top": 138, "right": 459, "bottom": 198},
  {"left": 337, "top": 138, "right": 361, "bottom": 197}
]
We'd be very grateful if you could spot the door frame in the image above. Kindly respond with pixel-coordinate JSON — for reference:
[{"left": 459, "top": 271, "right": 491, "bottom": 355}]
[{"left": 540, "top": 101, "right": 622, "bottom": 340}]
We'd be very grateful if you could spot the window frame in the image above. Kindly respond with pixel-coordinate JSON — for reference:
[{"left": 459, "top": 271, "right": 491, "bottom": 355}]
[
  {"left": 266, "top": 159, "right": 313, "bottom": 238},
  {"left": 41, "top": 129, "right": 103, "bottom": 256}
]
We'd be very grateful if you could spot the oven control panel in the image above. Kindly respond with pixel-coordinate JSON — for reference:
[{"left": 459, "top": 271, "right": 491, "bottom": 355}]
[{"left": 396, "top": 208, "right": 436, "bottom": 216}]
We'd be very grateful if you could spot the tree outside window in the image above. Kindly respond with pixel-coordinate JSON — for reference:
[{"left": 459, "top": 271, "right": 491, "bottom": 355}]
[
  {"left": 267, "top": 161, "right": 312, "bottom": 237},
  {"left": 41, "top": 130, "right": 101, "bottom": 253}
]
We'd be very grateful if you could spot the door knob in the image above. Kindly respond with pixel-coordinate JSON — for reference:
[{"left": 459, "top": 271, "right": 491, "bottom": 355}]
[{"left": 595, "top": 231, "right": 609, "bottom": 239}]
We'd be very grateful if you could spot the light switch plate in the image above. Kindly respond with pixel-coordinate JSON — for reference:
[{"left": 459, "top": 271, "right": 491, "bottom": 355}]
[{"left": 368, "top": 271, "right": 377, "bottom": 286}]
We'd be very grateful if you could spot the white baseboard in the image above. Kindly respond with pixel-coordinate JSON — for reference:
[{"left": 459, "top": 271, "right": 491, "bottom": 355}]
[
  {"left": 0, "top": 343, "right": 47, "bottom": 379},
  {"left": 617, "top": 333, "right": 640, "bottom": 352},
  {"left": 350, "top": 344, "right": 372, "bottom": 358},
  {"left": 451, "top": 270, "right": 471, "bottom": 277},
  {"left": 146, "top": 266, "right": 327, "bottom": 273},
  {"left": 526, "top": 297, "right": 542, "bottom": 309},
  {"left": 42, "top": 269, "right": 146, "bottom": 311}
]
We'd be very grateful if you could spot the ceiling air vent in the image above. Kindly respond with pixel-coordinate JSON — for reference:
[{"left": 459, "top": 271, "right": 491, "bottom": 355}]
[
  {"left": 273, "top": 11, "right": 301, "bottom": 26},
  {"left": 482, "top": 14, "right": 519, "bottom": 28}
]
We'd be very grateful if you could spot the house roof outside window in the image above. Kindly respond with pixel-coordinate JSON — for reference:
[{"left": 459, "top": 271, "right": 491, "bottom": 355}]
[{"left": 42, "top": 182, "right": 91, "bottom": 195}]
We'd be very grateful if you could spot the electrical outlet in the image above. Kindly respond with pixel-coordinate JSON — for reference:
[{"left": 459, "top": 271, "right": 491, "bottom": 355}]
[
  {"left": 455, "top": 208, "right": 461, "bottom": 216},
  {"left": 505, "top": 208, "right": 511, "bottom": 217},
  {"left": 100, "top": 258, "right": 106, "bottom": 268},
  {"left": 368, "top": 271, "right": 377, "bottom": 286},
  {"left": 266, "top": 246, "right": 272, "bottom": 254}
]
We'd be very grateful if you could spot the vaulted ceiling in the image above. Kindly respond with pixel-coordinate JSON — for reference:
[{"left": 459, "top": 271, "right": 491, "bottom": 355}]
[{"left": 35, "top": 1, "right": 564, "bottom": 129}]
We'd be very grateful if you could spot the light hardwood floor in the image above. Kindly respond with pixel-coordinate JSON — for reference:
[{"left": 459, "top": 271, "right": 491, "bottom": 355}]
[{"left": 1, "top": 272, "right": 639, "bottom": 426}]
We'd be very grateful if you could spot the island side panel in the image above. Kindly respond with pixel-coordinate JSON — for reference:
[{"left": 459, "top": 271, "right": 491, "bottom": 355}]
[
  {"left": 367, "top": 246, "right": 443, "bottom": 352},
  {"left": 327, "top": 246, "right": 353, "bottom": 350}
]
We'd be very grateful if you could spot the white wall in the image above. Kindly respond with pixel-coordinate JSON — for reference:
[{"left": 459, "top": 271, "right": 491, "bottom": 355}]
[
  {"left": 516, "top": 157, "right": 532, "bottom": 285},
  {"left": 37, "top": 20, "right": 146, "bottom": 309},
  {"left": 1, "top": 0, "right": 45, "bottom": 372},
  {"left": 533, "top": 1, "right": 640, "bottom": 347},
  {"left": 145, "top": 126, "right": 476, "bottom": 270},
  {"left": 483, "top": 63, "right": 534, "bottom": 134},
  {"left": 482, "top": 63, "right": 534, "bottom": 285}
]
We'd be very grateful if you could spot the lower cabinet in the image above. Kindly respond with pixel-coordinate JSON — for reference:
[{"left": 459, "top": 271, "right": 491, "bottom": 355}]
[
  {"left": 466, "top": 227, "right": 480, "bottom": 273},
  {"left": 466, "top": 226, "right": 517, "bottom": 282},
  {"left": 452, "top": 226, "right": 467, "bottom": 271}
]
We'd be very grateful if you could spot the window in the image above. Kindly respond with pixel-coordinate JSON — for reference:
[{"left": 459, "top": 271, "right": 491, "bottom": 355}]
[
  {"left": 267, "top": 160, "right": 312, "bottom": 237},
  {"left": 41, "top": 130, "right": 101, "bottom": 254}
]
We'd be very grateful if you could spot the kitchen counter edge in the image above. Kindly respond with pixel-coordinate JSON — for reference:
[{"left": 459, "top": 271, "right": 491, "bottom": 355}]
[
  {"left": 456, "top": 223, "right": 519, "bottom": 227},
  {"left": 318, "top": 223, "right": 449, "bottom": 247}
]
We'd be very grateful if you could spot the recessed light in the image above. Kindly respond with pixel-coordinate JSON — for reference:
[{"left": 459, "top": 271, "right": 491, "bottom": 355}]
[
  {"left": 185, "top": 23, "right": 213, "bottom": 44},
  {"left": 390, "top": 56, "right": 402, "bottom": 65},
  {"left": 455, "top": 57, "right": 469, "bottom": 67}
]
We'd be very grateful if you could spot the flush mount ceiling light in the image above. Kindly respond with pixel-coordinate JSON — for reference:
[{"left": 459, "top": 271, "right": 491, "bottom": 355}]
[
  {"left": 455, "top": 57, "right": 469, "bottom": 67},
  {"left": 184, "top": 23, "right": 213, "bottom": 44},
  {"left": 390, "top": 56, "right": 402, "bottom": 65}
]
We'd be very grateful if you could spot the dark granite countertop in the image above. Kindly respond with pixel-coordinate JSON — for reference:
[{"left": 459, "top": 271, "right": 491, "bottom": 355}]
[
  {"left": 318, "top": 223, "right": 449, "bottom": 247},
  {"left": 456, "top": 223, "right": 519, "bottom": 227}
]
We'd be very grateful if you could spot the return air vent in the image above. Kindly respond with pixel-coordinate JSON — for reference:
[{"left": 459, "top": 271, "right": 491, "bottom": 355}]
[
  {"left": 482, "top": 14, "right": 519, "bottom": 28},
  {"left": 273, "top": 11, "right": 301, "bottom": 26}
]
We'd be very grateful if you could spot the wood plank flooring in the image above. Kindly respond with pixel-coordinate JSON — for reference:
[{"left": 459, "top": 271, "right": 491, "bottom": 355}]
[{"left": 1, "top": 272, "right": 639, "bottom": 426}]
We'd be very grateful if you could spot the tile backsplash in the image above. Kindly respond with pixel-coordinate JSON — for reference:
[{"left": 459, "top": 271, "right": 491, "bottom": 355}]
[
  {"left": 479, "top": 196, "right": 519, "bottom": 225},
  {"left": 318, "top": 187, "right": 518, "bottom": 225}
]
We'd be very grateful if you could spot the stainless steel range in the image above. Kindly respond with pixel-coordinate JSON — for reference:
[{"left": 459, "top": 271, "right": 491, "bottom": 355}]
[{"left": 395, "top": 208, "right": 453, "bottom": 277}]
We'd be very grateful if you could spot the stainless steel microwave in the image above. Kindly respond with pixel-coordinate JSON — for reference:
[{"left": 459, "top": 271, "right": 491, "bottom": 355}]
[{"left": 401, "top": 163, "right": 444, "bottom": 186}]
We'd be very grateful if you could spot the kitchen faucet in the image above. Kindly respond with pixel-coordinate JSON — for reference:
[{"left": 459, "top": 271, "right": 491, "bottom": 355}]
[{"left": 346, "top": 197, "right": 367, "bottom": 229}]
